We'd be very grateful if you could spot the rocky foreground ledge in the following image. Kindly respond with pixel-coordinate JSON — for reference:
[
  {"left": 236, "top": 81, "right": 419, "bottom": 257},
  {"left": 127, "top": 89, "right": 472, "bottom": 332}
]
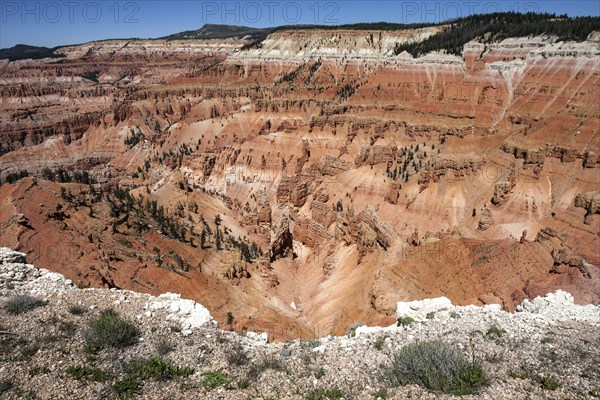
[{"left": 0, "top": 248, "right": 598, "bottom": 400}]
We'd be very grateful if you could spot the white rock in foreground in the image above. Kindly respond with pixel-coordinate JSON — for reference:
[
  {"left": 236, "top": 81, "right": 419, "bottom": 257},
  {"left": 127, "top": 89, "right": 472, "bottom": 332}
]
[
  {"left": 0, "top": 247, "right": 75, "bottom": 295},
  {"left": 1, "top": 247, "right": 215, "bottom": 334},
  {"left": 395, "top": 290, "right": 600, "bottom": 326},
  {"left": 396, "top": 296, "right": 453, "bottom": 320},
  {"left": 243, "top": 331, "right": 269, "bottom": 345},
  {"left": 515, "top": 289, "right": 600, "bottom": 322},
  {"left": 148, "top": 292, "right": 215, "bottom": 333}
]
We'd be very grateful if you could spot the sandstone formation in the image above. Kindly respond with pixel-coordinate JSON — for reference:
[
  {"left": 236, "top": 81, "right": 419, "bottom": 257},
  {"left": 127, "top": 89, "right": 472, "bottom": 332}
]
[{"left": 1, "top": 24, "right": 599, "bottom": 338}]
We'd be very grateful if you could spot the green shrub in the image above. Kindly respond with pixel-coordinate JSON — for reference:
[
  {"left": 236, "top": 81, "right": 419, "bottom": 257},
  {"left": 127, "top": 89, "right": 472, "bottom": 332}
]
[
  {"left": 397, "top": 316, "right": 415, "bottom": 327},
  {"left": 541, "top": 376, "right": 561, "bottom": 390},
  {"left": 306, "top": 388, "right": 343, "bottom": 400},
  {"left": 374, "top": 336, "right": 386, "bottom": 350},
  {"left": 426, "top": 311, "right": 435, "bottom": 320},
  {"left": 127, "top": 356, "right": 194, "bottom": 380},
  {"left": 84, "top": 309, "right": 140, "bottom": 351},
  {"left": 4, "top": 295, "right": 47, "bottom": 315},
  {"left": 66, "top": 365, "right": 110, "bottom": 382},
  {"left": 114, "top": 376, "right": 140, "bottom": 399},
  {"left": 486, "top": 326, "right": 506, "bottom": 339},
  {"left": 372, "top": 388, "right": 388, "bottom": 399},
  {"left": 386, "top": 341, "right": 488, "bottom": 395},
  {"left": 238, "top": 379, "right": 250, "bottom": 389},
  {"left": 201, "top": 371, "right": 229, "bottom": 389},
  {"left": 315, "top": 367, "right": 325, "bottom": 379}
]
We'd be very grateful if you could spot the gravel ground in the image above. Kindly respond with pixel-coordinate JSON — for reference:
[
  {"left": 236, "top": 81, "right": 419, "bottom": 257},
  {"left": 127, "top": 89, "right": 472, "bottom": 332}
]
[{"left": 1, "top": 248, "right": 599, "bottom": 400}]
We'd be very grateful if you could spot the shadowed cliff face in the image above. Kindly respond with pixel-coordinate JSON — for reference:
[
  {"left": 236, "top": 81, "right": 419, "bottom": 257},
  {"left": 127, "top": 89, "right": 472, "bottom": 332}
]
[{"left": 0, "top": 28, "right": 599, "bottom": 339}]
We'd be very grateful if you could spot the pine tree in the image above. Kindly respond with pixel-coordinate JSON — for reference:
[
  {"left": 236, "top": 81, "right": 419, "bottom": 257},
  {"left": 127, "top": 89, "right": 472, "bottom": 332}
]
[{"left": 215, "top": 228, "right": 222, "bottom": 250}]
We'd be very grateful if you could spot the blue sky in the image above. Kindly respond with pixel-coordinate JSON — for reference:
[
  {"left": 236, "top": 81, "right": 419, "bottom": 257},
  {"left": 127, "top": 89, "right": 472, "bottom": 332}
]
[{"left": 1, "top": 0, "right": 599, "bottom": 48}]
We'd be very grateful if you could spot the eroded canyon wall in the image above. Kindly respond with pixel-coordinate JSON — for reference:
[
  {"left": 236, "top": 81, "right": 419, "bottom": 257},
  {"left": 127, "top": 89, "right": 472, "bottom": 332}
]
[{"left": 1, "top": 29, "right": 598, "bottom": 338}]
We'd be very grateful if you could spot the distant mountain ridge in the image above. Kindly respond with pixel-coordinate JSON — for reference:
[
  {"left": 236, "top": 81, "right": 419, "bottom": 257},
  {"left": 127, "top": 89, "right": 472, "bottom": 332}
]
[
  {"left": 159, "top": 23, "right": 271, "bottom": 40},
  {"left": 0, "top": 44, "right": 64, "bottom": 62},
  {"left": 2, "top": 13, "right": 599, "bottom": 61}
]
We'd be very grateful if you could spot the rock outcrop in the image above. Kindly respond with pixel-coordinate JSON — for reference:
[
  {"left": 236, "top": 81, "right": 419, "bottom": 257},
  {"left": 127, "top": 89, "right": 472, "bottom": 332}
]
[
  {"left": 478, "top": 208, "right": 495, "bottom": 230},
  {"left": 269, "top": 215, "right": 295, "bottom": 262},
  {"left": 574, "top": 191, "right": 600, "bottom": 224}
]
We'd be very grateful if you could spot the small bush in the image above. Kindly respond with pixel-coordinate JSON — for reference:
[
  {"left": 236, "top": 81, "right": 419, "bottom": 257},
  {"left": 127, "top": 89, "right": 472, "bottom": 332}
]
[
  {"left": 508, "top": 370, "right": 528, "bottom": 379},
  {"left": 486, "top": 326, "right": 506, "bottom": 338},
  {"left": 372, "top": 388, "right": 388, "bottom": 399},
  {"left": 84, "top": 309, "right": 140, "bottom": 351},
  {"left": 68, "top": 305, "right": 86, "bottom": 315},
  {"left": 4, "top": 295, "right": 47, "bottom": 315},
  {"left": 226, "top": 345, "right": 249, "bottom": 366},
  {"left": 114, "top": 376, "right": 140, "bottom": 399},
  {"left": 541, "top": 336, "right": 554, "bottom": 344},
  {"left": 238, "top": 379, "right": 250, "bottom": 389},
  {"left": 306, "top": 388, "right": 343, "bottom": 400},
  {"left": 450, "top": 312, "right": 461, "bottom": 319},
  {"left": 28, "top": 366, "right": 50, "bottom": 376},
  {"left": 58, "top": 321, "right": 77, "bottom": 335},
  {"left": 386, "top": 341, "right": 488, "bottom": 395},
  {"left": 315, "top": 367, "right": 325, "bottom": 379},
  {"left": 301, "top": 339, "right": 321, "bottom": 348},
  {"left": 17, "top": 342, "right": 40, "bottom": 361},
  {"left": 127, "top": 356, "right": 194, "bottom": 381},
  {"left": 374, "top": 336, "right": 386, "bottom": 350},
  {"left": 201, "top": 371, "right": 229, "bottom": 389},
  {"left": 397, "top": 316, "right": 415, "bottom": 327},
  {"left": 40, "top": 334, "right": 60, "bottom": 344},
  {"left": 155, "top": 338, "right": 175, "bottom": 356},
  {"left": 248, "top": 352, "right": 286, "bottom": 380},
  {"left": 541, "top": 376, "right": 561, "bottom": 390},
  {"left": 0, "top": 379, "right": 13, "bottom": 394},
  {"left": 66, "top": 366, "right": 110, "bottom": 382},
  {"left": 426, "top": 311, "right": 435, "bottom": 320}
]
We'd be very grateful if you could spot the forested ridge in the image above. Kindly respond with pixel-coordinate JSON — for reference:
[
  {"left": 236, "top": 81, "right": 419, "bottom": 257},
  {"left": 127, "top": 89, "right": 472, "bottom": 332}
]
[{"left": 393, "top": 12, "right": 600, "bottom": 56}]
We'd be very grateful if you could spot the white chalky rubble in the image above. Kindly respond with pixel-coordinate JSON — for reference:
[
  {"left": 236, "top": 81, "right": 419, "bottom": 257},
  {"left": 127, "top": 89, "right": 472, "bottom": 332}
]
[
  {"left": 0, "top": 248, "right": 214, "bottom": 334},
  {"left": 0, "top": 248, "right": 75, "bottom": 295},
  {"left": 390, "top": 292, "right": 600, "bottom": 331},
  {"left": 0, "top": 248, "right": 277, "bottom": 341},
  {"left": 146, "top": 293, "right": 214, "bottom": 336}
]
